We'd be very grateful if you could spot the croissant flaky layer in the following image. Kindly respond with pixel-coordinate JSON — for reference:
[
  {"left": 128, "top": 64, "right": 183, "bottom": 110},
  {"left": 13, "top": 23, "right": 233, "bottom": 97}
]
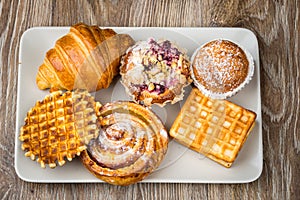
[{"left": 36, "top": 23, "right": 135, "bottom": 92}]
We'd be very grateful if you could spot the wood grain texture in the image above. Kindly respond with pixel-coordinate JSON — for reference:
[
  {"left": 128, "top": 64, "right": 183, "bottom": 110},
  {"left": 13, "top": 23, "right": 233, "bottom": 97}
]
[{"left": 0, "top": 0, "right": 299, "bottom": 199}]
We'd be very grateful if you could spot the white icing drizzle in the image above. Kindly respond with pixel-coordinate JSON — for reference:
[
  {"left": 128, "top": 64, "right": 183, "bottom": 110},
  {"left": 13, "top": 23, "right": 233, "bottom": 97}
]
[{"left": 86, "top": 101, "right": 168, "bottom": 174}]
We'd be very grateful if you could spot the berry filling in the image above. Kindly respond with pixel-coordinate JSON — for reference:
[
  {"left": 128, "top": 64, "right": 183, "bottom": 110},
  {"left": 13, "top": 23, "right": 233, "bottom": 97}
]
[
  {"left": 145, "top": 39, "right": 181, "bottom": 67},
  {"left": 134, "top": 83, "right": 166, "bottom": 95},
  {"left": 121, "top": 38, "right": 191, "bottom": 105}
]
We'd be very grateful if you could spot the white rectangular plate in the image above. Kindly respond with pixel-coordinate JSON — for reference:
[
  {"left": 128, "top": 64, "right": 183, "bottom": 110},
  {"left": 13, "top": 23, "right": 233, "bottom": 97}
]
[{"left": 15, "top": 27, "right": 262, "bottom": 183}]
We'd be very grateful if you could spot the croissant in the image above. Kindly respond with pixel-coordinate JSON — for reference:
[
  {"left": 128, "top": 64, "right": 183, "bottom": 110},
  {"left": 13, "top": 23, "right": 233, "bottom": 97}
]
[{"left": 36, "top": 23, "right": 135, "bottom": 92}]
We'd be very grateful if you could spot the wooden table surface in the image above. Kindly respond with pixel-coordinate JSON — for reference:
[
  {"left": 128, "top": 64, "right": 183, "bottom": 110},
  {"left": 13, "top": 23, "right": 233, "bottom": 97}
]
[{"left": 0, "top": 0, "right": 299, "bottom": 199}]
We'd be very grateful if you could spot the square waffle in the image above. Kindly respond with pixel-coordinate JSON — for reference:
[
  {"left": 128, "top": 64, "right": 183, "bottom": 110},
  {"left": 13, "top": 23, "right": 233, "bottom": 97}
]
[
  {"left": 169, "top": 88, "right": 256, "bottom": 167},
  {"left": 19, "top": 90, "right": 100, "bottom": 168}
]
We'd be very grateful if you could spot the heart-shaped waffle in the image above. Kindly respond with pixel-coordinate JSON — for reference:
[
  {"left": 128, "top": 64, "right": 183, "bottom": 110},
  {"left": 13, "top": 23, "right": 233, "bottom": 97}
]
[{"left": 19, "top": 90, "right": 101, "bottom": 168}]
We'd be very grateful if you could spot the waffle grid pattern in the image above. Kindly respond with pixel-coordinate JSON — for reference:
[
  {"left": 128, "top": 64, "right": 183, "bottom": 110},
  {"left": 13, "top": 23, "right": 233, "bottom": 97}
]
[
  {"left": 170, "top": 88, "right": 256, "bottom": 167},
  {"left": 19, "top": 90, "right": 99, "bottom": 168}
]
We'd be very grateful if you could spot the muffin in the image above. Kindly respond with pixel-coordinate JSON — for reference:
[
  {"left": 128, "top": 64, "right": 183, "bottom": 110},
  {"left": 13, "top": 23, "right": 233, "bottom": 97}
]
[
  {"left": 190, "top": 39, "right": 254, "bottom": 99},
  {"left": 120, "top": 38, "right": 192, "bottom": 107}
]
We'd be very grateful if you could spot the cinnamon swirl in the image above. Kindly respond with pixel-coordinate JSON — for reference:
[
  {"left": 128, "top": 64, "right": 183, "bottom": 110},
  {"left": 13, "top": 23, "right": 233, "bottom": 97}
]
[{"left": 80, "top": 101, "right": 168, "bottom": 185}]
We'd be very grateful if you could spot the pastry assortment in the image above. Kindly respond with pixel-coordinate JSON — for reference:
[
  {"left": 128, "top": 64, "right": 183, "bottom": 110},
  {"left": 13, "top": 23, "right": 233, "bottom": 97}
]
[{"left": 18, "top": 23, "right": 258, "bottom": 185}]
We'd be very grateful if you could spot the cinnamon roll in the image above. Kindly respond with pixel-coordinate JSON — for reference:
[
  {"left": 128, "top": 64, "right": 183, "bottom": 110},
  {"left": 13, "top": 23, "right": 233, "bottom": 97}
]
[{"left": 80, "top": 101, "right": 168, "bottom": 185}]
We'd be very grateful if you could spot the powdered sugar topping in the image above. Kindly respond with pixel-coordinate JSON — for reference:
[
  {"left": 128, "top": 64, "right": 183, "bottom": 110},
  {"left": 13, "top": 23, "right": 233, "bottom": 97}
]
[{"left": 191, "top": 39, "right": 254, "bottom": 99}]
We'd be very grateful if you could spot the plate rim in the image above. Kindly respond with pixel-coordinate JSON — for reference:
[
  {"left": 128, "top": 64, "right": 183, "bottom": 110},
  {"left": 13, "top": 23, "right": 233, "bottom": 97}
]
[{"left": 15, "top": 26, "right": 263, "bottom": 183}]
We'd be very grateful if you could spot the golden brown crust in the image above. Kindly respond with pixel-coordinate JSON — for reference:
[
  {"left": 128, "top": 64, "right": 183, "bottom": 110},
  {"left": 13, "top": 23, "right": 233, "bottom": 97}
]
[
  {"left": 80, "top": 150, "right": 149, "bottom": 186},
  {"left": 132, "top": 88, "right": 176, "bottom": 105},
  {"left": 19, "top": 90, "right": 100, "bottom": 168},
  {"left": 36, "top": 22, "right": 135, "bottom": 92},
  {"left": 169, "top": 87, "right": 256, "bottom": 168}
]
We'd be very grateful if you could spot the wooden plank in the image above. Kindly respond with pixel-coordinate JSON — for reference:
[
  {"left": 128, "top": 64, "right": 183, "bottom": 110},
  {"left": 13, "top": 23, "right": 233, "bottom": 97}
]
[{"left": 0, "top": 0, "right": 298, "bottom": 199}]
